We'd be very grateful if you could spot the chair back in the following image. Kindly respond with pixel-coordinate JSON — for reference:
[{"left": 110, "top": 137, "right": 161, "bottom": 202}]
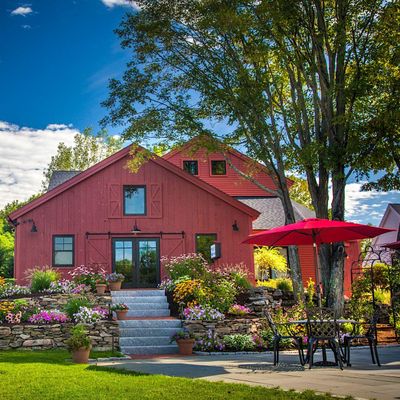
[
  {"left": 263, "top": 307, "right": 279, "bottom": 336},
  {"left": 306, "top": 307, "right": 338, "bottom": 339},
  {"left": 365, "top": 309, "right": 380, "bottom": 337}
]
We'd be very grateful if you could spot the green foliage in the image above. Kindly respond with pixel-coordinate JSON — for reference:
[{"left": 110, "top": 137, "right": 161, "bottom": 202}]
[
  {"left": 42, "top": 127, "right": 123, "bottom": 189},
  {"left": 257, "top": 278, "right": 293, "bottom": 292},
  {"left": 254, "top": 247, "right": 287, "bottom": 280},
  {"left": 305, "top": 278, "right": 315, "bottom": 307},
  {"left": 288, "top": 176, "right": 314, "bottom": 210},
  {"left": 64, "top": 296, "right": 92, "bottom": 319},
  {"left": 66, "top": 324, "right": 91, "bottom": 351},
  {"left": 0, "top": 350, "right": 341, "bottom": 400},
  {"left": 222, "top": 334, "right": 255, "bottom": 352},
  {"left": 27, "top": 266, "right": 60, "bottom": 292}
]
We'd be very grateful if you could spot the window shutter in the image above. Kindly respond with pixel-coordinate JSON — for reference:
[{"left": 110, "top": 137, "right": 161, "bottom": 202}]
[
  {"left": 109, "top": 184, "right": 121, "bottom": 218},
  {"left": 149, "top": 183, "right": 162, "bottom": 218}
]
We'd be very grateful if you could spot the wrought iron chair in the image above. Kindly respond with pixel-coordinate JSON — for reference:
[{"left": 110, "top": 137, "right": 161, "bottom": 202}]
[
  {"left": 343, "top": 311, "right": 381, "bottom": 367},
  {"left": 263, "top": 308, "right": 305, "bottom": 366},
  {"left": 306, "top": 307, "right": 343, "bottom": 370}
]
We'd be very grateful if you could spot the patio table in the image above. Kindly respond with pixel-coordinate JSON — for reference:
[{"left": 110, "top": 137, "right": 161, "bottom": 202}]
[{"left": 281, "top": 319, "right": 356, "bottom": 367}]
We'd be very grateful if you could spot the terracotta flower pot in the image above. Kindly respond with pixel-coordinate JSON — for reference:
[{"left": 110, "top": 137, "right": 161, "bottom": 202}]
[
  {"left": 95, "top": 284, "right": 107, "bottom": 295},
  {"left": 71, "top": 347, "right": 91, "bottom": 364},
  {"left": 116, "top": 310, "right": 129, "bottom": 320},
  {"left": 177, "top": 338, "right": 195, "bottom": 355},
  {"left": 108, "top": 281, "right": 122, "bottom": 291}
]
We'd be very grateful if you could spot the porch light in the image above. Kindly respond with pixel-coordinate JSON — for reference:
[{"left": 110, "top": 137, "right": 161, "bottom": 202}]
[
  {"left": 131, "top": 220, "right": 141, "bottom": 234},
  {"left": 31, "top": 222, "right": 38, "bottom": 233},
  {"left": 232, "top": 220, "right": 239, "bottom": 231}
]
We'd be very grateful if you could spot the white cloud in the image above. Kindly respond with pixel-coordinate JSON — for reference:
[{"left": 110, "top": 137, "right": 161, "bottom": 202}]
[
  {"left": 101, "top": 0, "right": 140, "bottom": 9},
  {"left": 344, "top": 182, "right": 400, "bottom": 225},
  {"left": 0, "top": 121, "right": 78, "bottom": 208},
  {"left": 21, "top": 24, "right": 31, "bottom": 29},
  {"left": 11, "top": 6, "right": 33, "bottom": 16}
]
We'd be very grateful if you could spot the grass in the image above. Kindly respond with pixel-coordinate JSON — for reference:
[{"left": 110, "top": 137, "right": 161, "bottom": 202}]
[{"left": 0, "top": 350, "right": 347, "bottom": 400}]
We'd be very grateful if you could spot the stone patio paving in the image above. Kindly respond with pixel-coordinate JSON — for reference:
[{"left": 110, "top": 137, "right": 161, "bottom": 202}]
[{"left": 96, "top": 345, "right": 400, "bottom": 400}]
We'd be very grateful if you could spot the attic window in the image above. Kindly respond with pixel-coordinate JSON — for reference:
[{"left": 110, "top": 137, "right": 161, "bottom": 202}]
[
  {"left": 211, "top": 160, "right": 226, "bottom": 175},
  {"left": 124, "top": 186, "right": 146, "bottom": 215},
  {"left": 183, "top": 160, "right": 198, "bottom": 175}
]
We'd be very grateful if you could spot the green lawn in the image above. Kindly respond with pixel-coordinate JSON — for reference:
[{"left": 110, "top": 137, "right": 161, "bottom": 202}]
[{"left": 0, "top": 350, "right": 349, "bottom": 400}]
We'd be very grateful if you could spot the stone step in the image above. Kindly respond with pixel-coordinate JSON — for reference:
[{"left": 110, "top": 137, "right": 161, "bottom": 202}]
[
  {"left": 120, "top": 344, "right": 179, "bottom": 355},
  {"left": 117, "top": 302, "right": 169, "bottom": 310},
  {"left": 118, "top": 319, "right": 181, "bottom": 329},
  {"left": 120, "top": 336, "right": 173, "bottom": 346},
  {"left": 111, "top": 290, "right": 164, "bottom": 297},
  {"left": 112, "top": 296, "right": 168, "bottom": 304},
  {"left": 125, "top": 309, "right": 171, "bottom": 317},
  {"left": 119, "top": 327, "right": 181, "bottom": 337}
]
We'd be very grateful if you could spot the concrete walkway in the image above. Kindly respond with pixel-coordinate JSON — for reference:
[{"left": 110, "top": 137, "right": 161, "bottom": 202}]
[{"left": 96, "top": 345, "right": 400, "bottom": 400}]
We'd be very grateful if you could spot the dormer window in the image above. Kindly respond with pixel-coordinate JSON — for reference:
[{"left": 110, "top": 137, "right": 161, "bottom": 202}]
[
  {"left": 211, "top": 160, "right": 226, "bottom": 175},
  {"left": 183, "top": 160, "right": 198, "bottom": 175}
]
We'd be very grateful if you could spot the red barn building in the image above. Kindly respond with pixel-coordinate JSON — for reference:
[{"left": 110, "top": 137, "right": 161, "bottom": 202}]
[
  {"left": 9, "top": 140, "right": 356, "bottom": 294},
  {"left": 9, "top": 146, "right": 259, "bottom": 287}
]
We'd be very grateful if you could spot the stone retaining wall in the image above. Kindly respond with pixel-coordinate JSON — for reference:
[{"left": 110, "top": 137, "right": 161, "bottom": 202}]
[
  {"left": 0, "top": 321, "right": 119, "bottom": 351},
  {"left": 183, "top": 317, "right": 267, "bottom": 338}
]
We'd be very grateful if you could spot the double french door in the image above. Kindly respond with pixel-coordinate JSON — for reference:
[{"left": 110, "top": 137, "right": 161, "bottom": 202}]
[{"left": 112, "top": 238, "right": 160, "bottom": 288}]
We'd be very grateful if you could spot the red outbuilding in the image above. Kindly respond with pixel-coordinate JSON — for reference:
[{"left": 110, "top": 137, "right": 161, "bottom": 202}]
[{"left": 9, "top": 145, "right": 259, "bottom": 287}]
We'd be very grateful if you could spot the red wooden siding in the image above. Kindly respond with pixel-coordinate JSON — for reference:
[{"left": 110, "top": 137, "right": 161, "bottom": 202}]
[
  {"left": 165, "top": 148, "right": 286, "bottom": 197},
  {"left": 12, "top": 154, "right": 256, "bottom": 284}
]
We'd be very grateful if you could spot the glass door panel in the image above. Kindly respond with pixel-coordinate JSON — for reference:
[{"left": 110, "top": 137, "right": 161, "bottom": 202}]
[
  {"left": 113, "top": 239, "right": 134, "bottom": 285},
  {"left": 137, "top": 240, "right": 159, "bottom": 287}
]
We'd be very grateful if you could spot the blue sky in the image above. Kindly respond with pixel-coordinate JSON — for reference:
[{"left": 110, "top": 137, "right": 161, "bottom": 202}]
[
  {"left": 0, "top": 0, "right": 398, "bottom": 224},
  {"left": 0, "top": 0, "right": 132, "bottom": 132}
]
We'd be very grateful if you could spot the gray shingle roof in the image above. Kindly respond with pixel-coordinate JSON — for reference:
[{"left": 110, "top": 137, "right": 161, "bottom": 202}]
[
  {"left": 237, "top": 197, "right": 315, "bottom": 230},
  {"left": 47, "top": 170, "right": 82, "bottom": 191}
]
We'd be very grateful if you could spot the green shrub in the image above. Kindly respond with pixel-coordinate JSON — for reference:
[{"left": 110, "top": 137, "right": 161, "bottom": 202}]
[
  {"left": 222, "top": 334, "right": 255, "bottom": 351},
  {"left": 64, "top": 297, "right": 92, "bottom": 319},
  {"left": 276, "top": 278, "right": 293, "bottom": 292},
  {"left": 27, "top": 266, "right": 60, "bottom": 292},
  {"left": 66, "top": 324, "right": 91, "bottom": 351}
]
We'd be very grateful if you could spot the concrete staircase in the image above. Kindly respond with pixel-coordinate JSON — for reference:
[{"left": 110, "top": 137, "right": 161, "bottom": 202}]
[{"left": 111, "top": 289, "right": 181, "bottom": 355}]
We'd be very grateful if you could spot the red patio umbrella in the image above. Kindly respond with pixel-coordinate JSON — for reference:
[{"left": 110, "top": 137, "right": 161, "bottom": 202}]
[
  {"left": 243, "top": 218, "right": 393, "bottom": 305},
  {"left": 382, "top": 241, "right": 400, "bottom": 250}
]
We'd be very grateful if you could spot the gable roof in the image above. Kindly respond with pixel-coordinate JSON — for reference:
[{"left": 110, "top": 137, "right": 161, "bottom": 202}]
[
  {"left": 237, "top": 197, "right": 315, "bottom": 230},
  {"left": 162, "top": 136, "right": 294, "bottom": 186},
  {"left": 9, "top": 144, "right": 260, "bottom": 221},
  {"left": 48, "top": 170, "right": 81, "bottom": 191}
]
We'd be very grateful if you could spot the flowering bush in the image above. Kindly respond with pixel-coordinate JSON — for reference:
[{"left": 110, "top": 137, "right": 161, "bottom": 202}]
[
  {"left": 105, "top": 273, "right": 125, "bottom": 282},
  {"left": 162, "top": 253, "right": 210, "bottom": 280},
  {"left": 44, "top": 280, "right": 91, "bottom": 295},
  {"left": 214, "top": 264, "right": 252, "bottom": 293},
  {"left": 173, "top": 279, "right": 206, "bottom": 306},
  {"left": 0, "top": 284, "right": 31, "bottom": 299},
  {"left": 69, "top": 265, "right": 106, "bottom": 290},
  {"left": 28, "top": 310, "right": 69, "bottom": 324},
  {"left": 194, "top": 329, "right": 225, "bottom": 352},
  {"left": 228, "top": 304, "right": 251, "bottom": 316},
  {"left": 0, "top": 276, "right": 5, "bottom": 286},
  {"left": 73, "top": 306, "right": 106, "bottom": 323},
  {"left": 158, "top": 278, "right": 175, "bottom": 292},
  {"left": 183, "top": 305, "right": 224, "bottom": 321}
]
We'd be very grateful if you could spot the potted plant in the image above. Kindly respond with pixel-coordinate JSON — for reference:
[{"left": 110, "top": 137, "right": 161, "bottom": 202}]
[
  {"left": 66, "top": 324, "right": 92, "bottom": 364},
  {"left": 95, "top": 277, "right": 107, "bottom": 295},
  {"left": 111, "top": 303, "right": 129, "bottom": 320},
  {"left": 171, "top": 329, "right": 196, "bottom": 355},
  {"left": 106, "top": 273, "right": 125, "bottom": 291}
]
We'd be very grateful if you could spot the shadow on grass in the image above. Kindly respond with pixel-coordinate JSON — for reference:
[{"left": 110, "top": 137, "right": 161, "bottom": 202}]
[
  {"left": 86, "top": 365, "right": 149, "bottom": 376},
  {"left": 0, "top": 350, "right": 123, "bottom": 366}
]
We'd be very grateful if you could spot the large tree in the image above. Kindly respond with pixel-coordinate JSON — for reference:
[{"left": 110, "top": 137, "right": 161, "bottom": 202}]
[{"left": 102, "top": 0, "right": 397, "bottom": 310}]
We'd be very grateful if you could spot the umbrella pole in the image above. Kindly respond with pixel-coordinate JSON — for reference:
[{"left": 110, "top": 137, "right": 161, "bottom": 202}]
[{"left": 312, "top": 233, "right": 322, "bottom": 308}]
